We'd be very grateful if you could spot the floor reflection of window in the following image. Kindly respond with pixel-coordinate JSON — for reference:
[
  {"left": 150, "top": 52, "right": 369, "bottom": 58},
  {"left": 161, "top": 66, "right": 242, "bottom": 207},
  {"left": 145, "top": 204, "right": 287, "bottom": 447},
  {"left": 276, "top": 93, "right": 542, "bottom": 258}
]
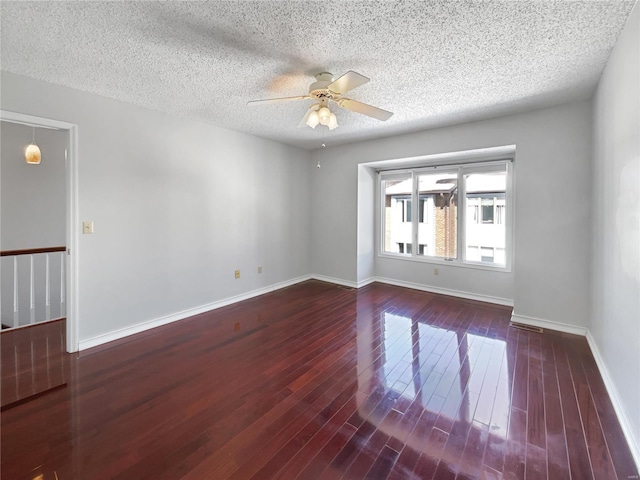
[
  {"left": 466, "top": 334, "right": 510, "bottom": 438},
  {"left": 381, "top": 312, "right": 510, "bottom": 439},
  {"left": 382, "top": 313, "right": 458, "bottom": 405},
  {"left": 382, "top": 312, "right": 417, "bottom": 400}
]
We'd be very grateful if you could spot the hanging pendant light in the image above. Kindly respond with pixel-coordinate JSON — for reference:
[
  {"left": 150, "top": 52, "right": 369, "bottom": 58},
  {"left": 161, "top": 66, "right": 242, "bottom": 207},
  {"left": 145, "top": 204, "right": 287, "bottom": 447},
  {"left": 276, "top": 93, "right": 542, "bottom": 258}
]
[{"left": 25, "top": 127, "right": 41, "bottom": 165}]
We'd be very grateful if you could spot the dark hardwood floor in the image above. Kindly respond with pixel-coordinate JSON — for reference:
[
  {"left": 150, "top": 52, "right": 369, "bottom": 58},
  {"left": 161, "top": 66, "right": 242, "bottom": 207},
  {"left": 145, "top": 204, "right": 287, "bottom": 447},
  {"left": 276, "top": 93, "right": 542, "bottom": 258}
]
[{"left": 1, "top": 280, "right": 637, "bottom": 479}]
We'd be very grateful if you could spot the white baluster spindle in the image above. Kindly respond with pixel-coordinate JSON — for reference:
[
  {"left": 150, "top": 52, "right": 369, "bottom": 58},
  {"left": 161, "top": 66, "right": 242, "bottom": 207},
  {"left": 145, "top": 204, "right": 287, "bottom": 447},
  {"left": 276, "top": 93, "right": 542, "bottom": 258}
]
[
  {"left": 13, "top": 256, "right": 19, "bottom": 327},
  {"left": 60, "top": 252, "right": 66, "bottom": 317},
  {"left": 45, "top": 253, "right": 51, "bottom": 321},
  {"left": 30, "top": 254, "right": 35, "bottom": 324}
]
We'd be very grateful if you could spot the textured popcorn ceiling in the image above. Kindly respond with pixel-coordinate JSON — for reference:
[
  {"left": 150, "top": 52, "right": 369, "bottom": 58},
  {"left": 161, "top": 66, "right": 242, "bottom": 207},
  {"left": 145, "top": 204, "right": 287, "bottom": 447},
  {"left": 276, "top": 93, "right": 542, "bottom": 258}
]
[{"left": 0, "top": 1, "right": 635, "bottom": 150}]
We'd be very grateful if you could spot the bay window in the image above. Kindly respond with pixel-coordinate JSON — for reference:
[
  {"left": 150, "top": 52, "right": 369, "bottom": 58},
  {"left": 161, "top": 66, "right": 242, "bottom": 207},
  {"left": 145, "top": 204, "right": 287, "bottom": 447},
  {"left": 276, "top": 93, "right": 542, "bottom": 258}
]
[{"left": 379, "top": 160, "right": 513, "bottom": 270}]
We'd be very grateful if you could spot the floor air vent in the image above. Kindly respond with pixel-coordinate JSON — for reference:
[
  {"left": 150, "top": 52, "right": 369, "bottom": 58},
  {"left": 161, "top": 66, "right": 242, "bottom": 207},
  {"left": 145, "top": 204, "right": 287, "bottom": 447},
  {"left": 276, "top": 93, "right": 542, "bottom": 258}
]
[{"left": 509, "top": 322, "right": 544, "bottom": 334}]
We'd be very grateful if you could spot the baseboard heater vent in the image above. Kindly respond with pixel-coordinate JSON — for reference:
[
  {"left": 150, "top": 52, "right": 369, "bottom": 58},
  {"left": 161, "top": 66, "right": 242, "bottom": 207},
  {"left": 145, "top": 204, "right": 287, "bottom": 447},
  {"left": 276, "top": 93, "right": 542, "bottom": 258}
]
[{"left": 509, "top": 322, "right": 544, "bottom": 334}]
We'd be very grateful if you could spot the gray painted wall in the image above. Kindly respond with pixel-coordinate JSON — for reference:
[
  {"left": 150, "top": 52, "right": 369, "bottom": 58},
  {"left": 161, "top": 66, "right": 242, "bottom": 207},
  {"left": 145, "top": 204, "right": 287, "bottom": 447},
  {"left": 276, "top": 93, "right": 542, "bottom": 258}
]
[
  {"left": 356, "top": 165, "right": 376, "bottom": 283},
  {"left": 1, "top": 71, "right": 311, "bottom": 343},
  {"left": 592, "top": 3, "right": 640, "bottom": 458},
  {"left": 311, "top": 100, "right": 592, "bottom": 327}
]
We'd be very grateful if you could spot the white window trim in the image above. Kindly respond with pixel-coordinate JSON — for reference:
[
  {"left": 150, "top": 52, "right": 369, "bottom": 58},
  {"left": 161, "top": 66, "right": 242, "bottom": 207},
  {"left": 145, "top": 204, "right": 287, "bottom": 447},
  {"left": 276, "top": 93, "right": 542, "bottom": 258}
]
[{"left": 378, "top": 158, "right": 514, "bottom": 273}]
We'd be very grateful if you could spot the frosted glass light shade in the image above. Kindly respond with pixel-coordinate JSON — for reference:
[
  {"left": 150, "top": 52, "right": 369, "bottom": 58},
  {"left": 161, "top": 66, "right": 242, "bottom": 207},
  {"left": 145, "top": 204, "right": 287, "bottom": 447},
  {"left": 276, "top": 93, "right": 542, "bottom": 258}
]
[
  {"left": 25, "top": 144, "right": 41, "bottom": 164},
  {"left": 328, "top": 113, "right": 338, "bottom": 130},
  {"left": 318, "top": 107, "right": 331, "bottom": 125},
  {"left": 306, "top": 110, "right": 319, "bottom": 128}
]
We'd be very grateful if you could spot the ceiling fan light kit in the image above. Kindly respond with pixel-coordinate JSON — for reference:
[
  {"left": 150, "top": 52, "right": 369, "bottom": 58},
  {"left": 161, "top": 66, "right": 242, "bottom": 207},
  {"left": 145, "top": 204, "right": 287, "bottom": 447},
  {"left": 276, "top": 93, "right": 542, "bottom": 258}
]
[{"left": 248, "top": 71, "right": 393, "bottom": 131}]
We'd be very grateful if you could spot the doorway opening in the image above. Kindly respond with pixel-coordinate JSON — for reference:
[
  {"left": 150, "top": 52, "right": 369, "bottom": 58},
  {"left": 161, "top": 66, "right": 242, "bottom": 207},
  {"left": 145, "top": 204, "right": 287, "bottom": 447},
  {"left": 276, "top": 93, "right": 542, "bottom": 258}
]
[{"left": 1, "top": 110, "right": 79, "bottom": 353}]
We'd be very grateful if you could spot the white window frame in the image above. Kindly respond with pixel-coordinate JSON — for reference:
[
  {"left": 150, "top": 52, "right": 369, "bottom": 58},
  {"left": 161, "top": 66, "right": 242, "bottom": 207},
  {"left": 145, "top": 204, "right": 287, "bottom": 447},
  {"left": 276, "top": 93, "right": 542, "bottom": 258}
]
[{"left": 378, "top": 159, "right": 514, "bottom": 272}]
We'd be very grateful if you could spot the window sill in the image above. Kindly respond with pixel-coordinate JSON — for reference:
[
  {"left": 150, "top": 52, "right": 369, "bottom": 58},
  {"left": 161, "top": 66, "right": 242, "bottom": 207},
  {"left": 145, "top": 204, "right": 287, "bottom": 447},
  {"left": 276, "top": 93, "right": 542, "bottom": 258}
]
[{"left": 377, "top": 252, "right": 512, "bottom": 273}]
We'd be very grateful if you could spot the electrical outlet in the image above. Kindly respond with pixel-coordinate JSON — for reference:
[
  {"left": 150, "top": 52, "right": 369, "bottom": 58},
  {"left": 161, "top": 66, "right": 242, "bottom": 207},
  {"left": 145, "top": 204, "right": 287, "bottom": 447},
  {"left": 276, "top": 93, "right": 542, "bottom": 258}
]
[
  {"left": 258, "top": 265, "right": 262, "bottom": 274},
  {"left": 434, "top": 267, "right": 439, "bottom": 275},
  {"left": 235, "top": 270, "right": 240, "bottom": 279}
]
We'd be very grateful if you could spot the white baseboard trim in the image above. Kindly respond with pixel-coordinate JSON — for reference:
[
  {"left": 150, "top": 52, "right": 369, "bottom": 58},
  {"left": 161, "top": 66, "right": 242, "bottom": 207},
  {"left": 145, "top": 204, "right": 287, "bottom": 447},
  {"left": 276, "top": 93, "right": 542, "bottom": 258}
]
[
  {"left": 509, "top": 313, "right": 587, "bottom": 336},
  {"left": 374, "top": 276, "right": 514, "bottom": 307},
  {"left": 79, "top": 274, "right": 313, "bottom": 350},
  {"left": 310, "top": 274, "right": 359, "bottom": 289},
  {"left": 310, "top": 274, "right": 376, "bottom": 289},
  {"left": 356, "top": 277, "right": 377, "bottom": 288},
  {"left": 586, "top": 329, "right": 640, "bottom": 469},
  {"left": 80, "top": 275, "right": 574, "bottom": 351}
]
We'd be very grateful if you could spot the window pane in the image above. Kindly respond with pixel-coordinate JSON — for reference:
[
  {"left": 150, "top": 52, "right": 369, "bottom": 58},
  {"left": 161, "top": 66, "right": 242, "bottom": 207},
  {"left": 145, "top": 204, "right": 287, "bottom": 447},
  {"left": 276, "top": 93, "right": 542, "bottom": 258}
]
[
  {"left": 481, "top": 198, "right": 494, "bottom": 223},
  {"left": 465, "top": 169, "right": 506, "bottom": 265},
  {"left": 467, "top": 203, "right": 478, "bottom": 223},
  {"left": 416, "top": 172, "right": 457, "bottom": 259},
  {"left": 466, "top": 245, "right": 480, "bottom": 261},
  {"left": 418, "top": 195, "right": 433, "bottom": 223},
  {"left": 496, "top": 205, "right": 504, "bottom": 224},
  {"left": 481, "top": 247, "right": 494, "bottom": 262},
  {"left": 382, "top": 175, "right": 412, "bottom": 254}
]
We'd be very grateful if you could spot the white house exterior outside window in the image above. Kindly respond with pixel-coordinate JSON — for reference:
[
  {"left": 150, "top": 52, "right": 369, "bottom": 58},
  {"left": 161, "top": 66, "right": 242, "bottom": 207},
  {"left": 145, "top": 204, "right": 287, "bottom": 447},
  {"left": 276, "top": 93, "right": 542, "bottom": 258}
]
[{"left": 379, "top": 159, "right": 513, "bottom": 271}]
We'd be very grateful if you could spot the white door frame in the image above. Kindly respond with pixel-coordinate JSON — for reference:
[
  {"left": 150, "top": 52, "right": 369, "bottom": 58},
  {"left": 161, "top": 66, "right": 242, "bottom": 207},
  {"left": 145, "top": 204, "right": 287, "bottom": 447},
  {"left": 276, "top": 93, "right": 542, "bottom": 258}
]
[{"left": 1, "top": 110, "right": 79, "bottom": 352}]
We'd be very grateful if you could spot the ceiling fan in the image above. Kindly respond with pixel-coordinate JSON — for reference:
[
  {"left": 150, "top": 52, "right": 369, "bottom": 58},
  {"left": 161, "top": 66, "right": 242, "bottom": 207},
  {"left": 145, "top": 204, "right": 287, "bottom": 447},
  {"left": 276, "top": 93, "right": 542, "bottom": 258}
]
[{"left": 247, "top": 71, "right": 393, "bottom": 130}]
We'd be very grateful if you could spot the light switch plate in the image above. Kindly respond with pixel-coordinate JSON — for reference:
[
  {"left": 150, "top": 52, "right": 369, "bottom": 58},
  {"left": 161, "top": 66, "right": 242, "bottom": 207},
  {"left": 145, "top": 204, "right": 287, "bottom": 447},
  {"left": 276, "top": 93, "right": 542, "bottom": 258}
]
[{"left": 82, "top": 221, "right": 94, "bottom": 234}]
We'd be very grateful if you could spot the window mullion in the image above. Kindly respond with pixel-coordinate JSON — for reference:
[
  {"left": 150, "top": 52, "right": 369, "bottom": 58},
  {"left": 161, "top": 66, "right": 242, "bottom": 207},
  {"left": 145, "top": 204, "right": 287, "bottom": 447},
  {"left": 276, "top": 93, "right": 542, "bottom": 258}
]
[
  {"left": 505, "top": 160, "right": 514, "bottom": 271},
  {"left": 458, "top": 167, "right": 465, "bottom": 263},
  {"left": 412, "top": 172, "right": 418, "bottom": 257}
]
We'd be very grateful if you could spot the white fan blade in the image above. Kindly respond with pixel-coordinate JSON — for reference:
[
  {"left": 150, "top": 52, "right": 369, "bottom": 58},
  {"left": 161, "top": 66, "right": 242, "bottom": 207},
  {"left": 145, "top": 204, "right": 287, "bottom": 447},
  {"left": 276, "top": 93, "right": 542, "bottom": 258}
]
[
  {"left": 297, "top": 105, "right": 318, "bottom": 128},
  {"left": 327, "top": 71, "right": 369, "bottom": 94},
  {"left": 339, "top": 98, "right": 393, "bottom": 121},
  {"left": 247, "top": 95, "right": 310, "bottom": 106}
]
